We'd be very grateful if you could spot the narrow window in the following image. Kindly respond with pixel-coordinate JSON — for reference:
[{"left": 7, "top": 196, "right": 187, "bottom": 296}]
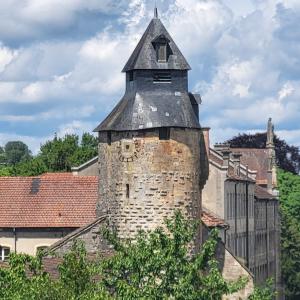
[
  {"left": 126, "top": 184, "right": 130, "bottom": 198},
  {"left": 107, "top": 131, "right": 112, "bottom": 145},
  {"left": 129, "top": 71, "right": 134, "bottom": 82},
  {"left": 0, "top": 246, "right": 10, "bottom": 261},
  {"left": 157, "top": 43, "right": 167, "bottom": 62},
  {"left": 159, "top": 128, "right": 170, "bottom": 140}
]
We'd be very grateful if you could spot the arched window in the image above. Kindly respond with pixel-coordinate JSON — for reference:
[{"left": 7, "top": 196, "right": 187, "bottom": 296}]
[{"left": 0, "top": 246, "right": 10, "bottom": 261}]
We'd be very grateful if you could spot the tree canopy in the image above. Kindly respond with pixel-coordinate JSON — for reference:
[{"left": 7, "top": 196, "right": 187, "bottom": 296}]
[
  {"left": 0, "top": 133, "right": 98, "bottom": 177},
  {"left": 226, "top": 132, "right": 300, "bottom": 174},
  {"left": 0, "top": 211, "right": 274, "bottom": 300},
  {"left": 4, "top": 141, "right": 32, "bottom": 165},
  {"left": 278, "top": 169, "right": 300, "bottom": 299}
]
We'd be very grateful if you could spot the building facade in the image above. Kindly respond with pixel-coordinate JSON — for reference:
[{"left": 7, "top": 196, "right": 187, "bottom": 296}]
[{"left": 202, "top": 119, "right": 282, "bottom": 296}]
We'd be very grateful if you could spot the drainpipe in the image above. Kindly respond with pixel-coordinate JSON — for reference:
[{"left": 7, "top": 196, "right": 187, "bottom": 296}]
[
  {"left": 13, "top": 227, "right": 17, "bottom": 253},
  {"left": 246, "top": 183, "right": 249, "bottom": 268},
  {"left": 234, "top": 183, "right": 238, "bottom": 255},
  {"left": 266, "top": 201, "right": 269, "bottom": 279}
]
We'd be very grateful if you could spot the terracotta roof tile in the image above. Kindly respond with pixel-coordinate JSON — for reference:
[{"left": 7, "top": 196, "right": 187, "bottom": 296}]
[
  {"left": 230, "top": 148, "right": 269, "bottom": 182},
  {"left": 0, "top": 173, "right": 98, "bottom": 228},
  {"left": 201, "top": 208, "right": 228, "bottom": 228},
  {"left": 255, "top": 185, "right": 275, "bottom": 200}
]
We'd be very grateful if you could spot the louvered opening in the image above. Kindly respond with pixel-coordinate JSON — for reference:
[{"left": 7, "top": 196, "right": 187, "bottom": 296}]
[{"left": 153, "top": 72, "right": 171, "bottom": 83}]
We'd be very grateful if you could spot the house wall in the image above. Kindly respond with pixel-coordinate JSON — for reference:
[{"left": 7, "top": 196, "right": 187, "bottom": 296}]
[
  {"left": 0, "top": 228, "right": 74, "bottom": 256},
  {"left": 225, "top": 180, "right": 255, "bottom": 272},
  {"left": 254, "top": 199, "right": 280, "bottom": 287},
  {"left": 72, "top": 157, "right": 98, "bottom": 176},
  {"left": 202, "top": 163, "right": 227, "bottom": 217}
]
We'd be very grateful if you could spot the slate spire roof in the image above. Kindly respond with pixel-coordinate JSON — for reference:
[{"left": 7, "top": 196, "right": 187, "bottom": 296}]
[
  {"left": 94, "top": 11, "right": 200, "bottom": 132},
  {"left": 122, "top": 16, "right": 191, "bottom": 72}
]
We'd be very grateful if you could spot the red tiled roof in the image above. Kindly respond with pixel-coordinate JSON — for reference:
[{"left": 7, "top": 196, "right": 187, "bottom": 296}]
[
  {"left": 201, "top": 208, "right": 228, "bottom": 228},
  {"left": 255, "top": 185, "right": 275, "bottom": 200},
  {"left": 230, "top": 148, "right": 269, "bottom": 182},
  {"left": 209, "top": 150, "right": 224, "bottom": 166},
  {"left": 0, "top": 173, "right": 97, "bottom": 228}
]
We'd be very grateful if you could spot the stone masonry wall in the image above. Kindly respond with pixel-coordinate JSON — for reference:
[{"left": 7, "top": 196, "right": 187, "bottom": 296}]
[{"left": 97, "top": 128, "right": 207, "bottom": 249}]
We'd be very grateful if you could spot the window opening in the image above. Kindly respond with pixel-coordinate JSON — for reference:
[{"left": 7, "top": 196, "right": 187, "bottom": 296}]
[
  {"left": 107, "top": 131, "right": 112, "bottom": 145},
  {"left": 0, "top": 246, "right": 10, "bottom": 261},
  {"left": 153, "top": 72, "right": 171, "bottom": 83},
  {"left": 129, "top": 71, "right": 134, "bottom": 82},
  {"left": 157, "top": 43, "right": 167, "bottom": 62},
  {"left": 126, "top": 184, "right": 130, "bottom": 198},
  {"left": 159, "top": 128, "right": 170, "bottom": 140}
]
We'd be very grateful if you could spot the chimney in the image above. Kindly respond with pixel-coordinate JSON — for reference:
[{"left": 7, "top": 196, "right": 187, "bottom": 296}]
[
  {"left": 202, "top": 127, "right": 210, "bottom": 156},
  {"left": 266, "top": 118, "right": 277, "bottom": 194},
  {"left": 214, "top": 143, "right": 231, "bottom": 168},
  {"left": 232, "top": 153, "right": 242, "bottom": 176}
]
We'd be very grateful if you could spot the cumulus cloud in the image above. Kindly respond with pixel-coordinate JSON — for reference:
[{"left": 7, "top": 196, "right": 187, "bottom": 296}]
[{"left": 0, "top": 0, "right": 299, "bottom": 152}]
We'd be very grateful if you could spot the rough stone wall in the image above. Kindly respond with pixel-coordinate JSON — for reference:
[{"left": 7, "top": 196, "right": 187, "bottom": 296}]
[
  {"left": 97, "top": 128, "right": 207, "bottom": 249},
  {"left": 52, "top": 219, "right": 112, "bottom": 257}
]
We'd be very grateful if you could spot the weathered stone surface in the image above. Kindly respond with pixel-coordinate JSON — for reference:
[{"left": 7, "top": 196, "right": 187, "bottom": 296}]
[{"left": 97, "top": 128, "right": 208, "bottom": 250}]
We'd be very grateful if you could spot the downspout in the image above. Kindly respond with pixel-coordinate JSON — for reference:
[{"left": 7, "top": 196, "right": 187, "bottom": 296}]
[
  {"left": 266, "top": 200, "right": 269, "bottom": 278},
  {"left": 246, "top": 182, "right": 249, "bottom": 268},
  {"left": 234, "top": 183, "right": 238, "bottom": 255},
  {"left": 13, "top": 227, "right": 17, "bottom": 253}
]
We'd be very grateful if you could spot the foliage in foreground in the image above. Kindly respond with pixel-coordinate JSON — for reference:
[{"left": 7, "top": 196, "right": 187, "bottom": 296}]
[
  {"left": 278, "top": 169, "right": 300, "bottom": 300},
  {"left": 0, "top": 212, "right": 275, "bottom": 299}
]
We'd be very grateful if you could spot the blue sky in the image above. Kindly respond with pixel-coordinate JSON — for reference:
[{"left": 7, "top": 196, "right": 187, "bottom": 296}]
[{"left": 0, "top": 0, "right": 300, "bottom": 154}]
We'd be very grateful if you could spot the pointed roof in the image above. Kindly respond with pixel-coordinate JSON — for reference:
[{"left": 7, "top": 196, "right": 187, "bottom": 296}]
[{"left": 122, "top": 18, "right": 191, "bottom": 72}]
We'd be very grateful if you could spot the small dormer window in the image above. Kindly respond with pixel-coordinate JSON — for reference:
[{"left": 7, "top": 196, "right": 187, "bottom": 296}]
[
  {"left": 157, "top": 43, "right": 167, "bottom": 62},
  {"left": 152, "top": 34, "right": 172, "bottom": 63}
]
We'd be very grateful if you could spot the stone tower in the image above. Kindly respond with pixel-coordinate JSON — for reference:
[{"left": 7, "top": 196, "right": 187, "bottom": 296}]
[{"left": 94, "top": 10, "right": 208, "bottom": 246}]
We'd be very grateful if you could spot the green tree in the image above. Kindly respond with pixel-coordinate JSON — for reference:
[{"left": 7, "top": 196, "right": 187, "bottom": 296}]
[
  {"left": 226, "top": 133, "right": 300, "bottom": 174},
  {"left": 4, "top": 141, "right": 32, "bottom": 165},
  {"left": 100, "top": 211, "right": 248, "bottom": 299},
  {"left": 0, "top": 212, "right": 276, "bottom": 299},
  {"left": 40, "top": 134, "right": 79, "bottom": 172},
  {"left": 0, "top": 146, "right": 6, "bottom": 165},
  {"left": 278, "top": 169, "right": 300, "bottom": 299},
  {"left": 248, "top": 279, "right": 275, "bottom": 300}
]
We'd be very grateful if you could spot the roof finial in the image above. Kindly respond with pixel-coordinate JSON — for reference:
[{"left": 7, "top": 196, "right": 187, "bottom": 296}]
[
  {"left": 267, "top": 117, "right": 274, "bottom": 148},
  {"left": 154, "top": 1, "right": 158, "bottom": 18}
]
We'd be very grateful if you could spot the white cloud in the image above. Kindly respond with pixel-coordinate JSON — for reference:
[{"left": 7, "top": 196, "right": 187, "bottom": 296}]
[
  {"left": 0, "top": 0, "right": 300, "bottom": 151},
  {"left": 57, "top": 120, "right": 96, "bottom": 137},
  {"left": 0, "top": 45, "right": 18, "bottom": 73}
]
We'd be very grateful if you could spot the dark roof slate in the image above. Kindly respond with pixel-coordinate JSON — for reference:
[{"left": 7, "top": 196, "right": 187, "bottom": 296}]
[
  {"left": 122, "top": 18, "right": 191, "bottom": 72},
  {"left": 94, "top": 91, "right": 200, "bottom": 131}
]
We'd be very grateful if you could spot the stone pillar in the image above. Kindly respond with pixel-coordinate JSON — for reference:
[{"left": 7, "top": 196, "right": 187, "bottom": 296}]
[
  {"left": 232, "top": 153, "right": 242, "bottom": 176},
  {"left": 202, "top": 127, "right": 210, "bottom": 156}
]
